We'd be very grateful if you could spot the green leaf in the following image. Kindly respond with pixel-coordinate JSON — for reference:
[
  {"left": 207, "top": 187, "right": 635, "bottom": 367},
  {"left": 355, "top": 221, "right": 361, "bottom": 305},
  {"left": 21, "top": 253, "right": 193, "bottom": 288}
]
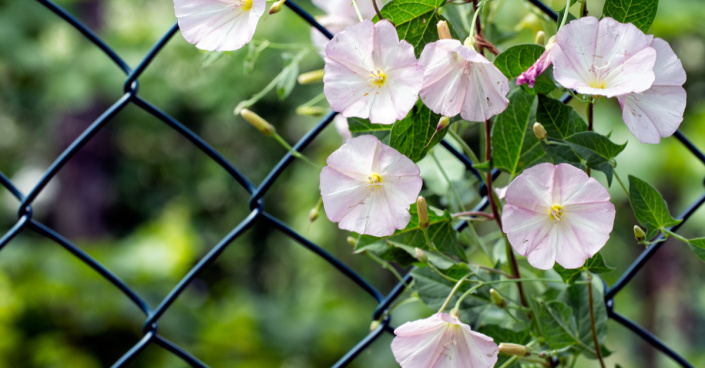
[
  {"left": 388, "top": 240, "right": 455, "bottom": 269},
  {"left": 687, "top": 238, "right": 705, "bottom": 264},
  {"left": 537, "top": 95, "right": 587, "bottom": 139},
  {"left": 554, "top": 253, "right": 614, "bottom": 284},
  {"left": 536, "top": 300, "right": 576, "bottom": 349},
  {"left": 565, "top": 131, "right": 627, "bottom": 185},
  {"left": 378, "top": 0, "right": 449, "bottom": 57},
  {"left": 628, "top": 176, "right": 682, "bottom": 239},
  {"left": 411, "top": 266, "right": 489, "bottom": 325},
  {"left": 491, "top": 89, "right": 537, "bottom": 177},
  {"left": 477, "top": 325, "right": 530, "bottom": 368},
  {"left": 602, "top": 0, "right": 659, "bottom": 32},
  {"left": 561, "top": 281, "right": 608, "bottom": 358},
  {"left": 355, "top": 204, "right": 466, "bottom": 263},
  {"left": 390, "top": 100, "right": 448, "bottom": 162},
  {"left": 348, "top": 118, "right": 392, "bottom": 143},
  {"left": 493, "top": 44, "right": 555, "bottom": 95},
  {"left": 276, "top": 53, "right": 301, "bottom": 100}
]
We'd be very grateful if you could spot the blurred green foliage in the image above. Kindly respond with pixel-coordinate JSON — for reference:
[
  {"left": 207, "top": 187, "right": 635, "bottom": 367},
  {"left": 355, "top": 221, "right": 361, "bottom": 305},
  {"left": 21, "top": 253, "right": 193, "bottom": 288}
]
[{"left": 0, "top": 0, "right": 704, "bottom": 367}]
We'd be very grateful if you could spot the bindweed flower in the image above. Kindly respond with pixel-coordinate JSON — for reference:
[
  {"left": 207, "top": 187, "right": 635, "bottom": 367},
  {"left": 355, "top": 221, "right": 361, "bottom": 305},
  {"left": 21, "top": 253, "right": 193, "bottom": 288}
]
[
  {"left": 320, "top": 135, "right": 422, "bottom": 237},
  {"left": 419, "top": 39, "right": 509, "bottom": 122},
  {"left": 323, "top": 20, "right": 424, "bottom": 125},
  {"left": 310, "top": 0, "right": 391, "bottom": 56},
  {"left": 173, "top": 0, "right": 266, "bottom": 51},
  {"left": 617, "top": 38, "right": 687, "bottom": 144},
  {"left": 333, "top": 115, "right": 352, "bottom": 142},
  {"left": 501, "top": 163, "right": 615, "bottom": 270},
  {"left": 391, "top": 313, "right": 499, "bottom": 368},
  {"left": 550, "top": 17, "right": 657, "bottom": 98},
  {"left": 516, "top": 36, "right": 555, "bottom": 88}
]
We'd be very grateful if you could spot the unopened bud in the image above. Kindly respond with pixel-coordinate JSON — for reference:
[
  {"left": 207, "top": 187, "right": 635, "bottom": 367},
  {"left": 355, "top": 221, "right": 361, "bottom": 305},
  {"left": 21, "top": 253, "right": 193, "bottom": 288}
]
[
  {"left": 437, "top": 116, "right": 451, "bottom": 131},
  {"left": 499, "top": 343, "right": 532, "bottom": 357},
  {"left": 309, "top": 208, "right": 319, "bottom": 223},
  {"left": 370, "top": 319, "right": 381, "bottom": 332},
  {"left": 414, "top": 247, "right": 428, "bottom": 263},
  {"left": 490, "top": 288, "right": 506, "bottom": 308},
  {"left": 296, "top": 106, "right": 326, "bottom": 116},
  {"left": 437, "top": 20, "right": 452, "bottom": 40},
  {"left": 535, "top": 30, "right": 546, "bottom": 46},
  {"left": 417, "top": 196, "right": 430, "bottom": 231},
  {"left": 269, "top": 0, "right": 286, "bottom": 14},
  {"left": 347, "top": 236, "right": 357, "bottom": 247},
  {"left": 533, "top": 122, "right": 547, "bottom": 141},
  {"left": 240, "top": 109, "right": 275, "bottom": 136},
  {"left": 297, "top": 69, "right": 325, "bottom": 85},
  {"left": 634, "top": 225, "right": 646, "bottom": 244}
]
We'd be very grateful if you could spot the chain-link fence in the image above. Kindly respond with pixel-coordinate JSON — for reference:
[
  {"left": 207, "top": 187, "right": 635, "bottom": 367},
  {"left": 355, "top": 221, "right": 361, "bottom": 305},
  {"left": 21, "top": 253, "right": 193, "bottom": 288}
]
[{"left": 0, "top": 0, "right": 701, "bottom": 367}]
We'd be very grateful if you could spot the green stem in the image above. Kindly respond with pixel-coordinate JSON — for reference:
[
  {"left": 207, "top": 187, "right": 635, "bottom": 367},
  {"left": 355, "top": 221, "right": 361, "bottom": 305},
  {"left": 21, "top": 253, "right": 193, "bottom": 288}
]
[
  {"left": 663, "top": 228, "right": 689, "bottom": 244},
  {"left": 612, "top": 170, "right": 629, "bottom": 196},
  {"left": 587, "top": 272, "right": 606, "bottom": 368},
  {"left": 438, "top": 276, "right": 471, "bottom": 313},
  {"left": 448, "top": 128, "right": 482, "bottom": 164},
  {"left": 272, "top": 133, "right": 322, "bottom": 169},
  {"left": 498, "top": 356, "right": 519, "bottom": 368},
  {"left": 351, "top": 0, "right": 364, "bottom": 22},
  {"left": 365, "top": 251, "right": 405, "bottom": 283},
  {"left": 559, "top": 0, "right": 572, "bottom": 29},
  {"left": 580, "top": 0, "right": 588, "bottom": 17},
  {"left": 299, "top": 92, "right": 326, "bottom": 108},
  {"left": 431, "top": 151, "right": 467, "bottom": 211}
]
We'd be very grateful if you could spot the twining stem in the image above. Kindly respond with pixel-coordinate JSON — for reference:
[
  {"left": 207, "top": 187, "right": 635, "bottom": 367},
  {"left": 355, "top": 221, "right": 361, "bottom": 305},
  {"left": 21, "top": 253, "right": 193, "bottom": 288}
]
[
  {"left": 586, "top": 272, "right": 606, "bottom": 368},
  {"left": 448, "top": 128, "right": 482, "bottom": 164},
  {"left": 612, "top": 170, "right": 629, "bottom": 196},
  {"left": 431, "top": 152, "right": 467, "bottom": 212},
  {"left": 451, "top": 211, "right": 494, "bottom": 219},
  {"left": 351, "top": 0, "right": 364, "bottom": 23},
  {"left": 586, "top": 100, "right": 594, "bottom": 177},
  {"left": 559, "top": 0, "right": 572, "bottom": 29},
  {"left": 663, "top": 228, "right": 689, "bottom": 244},
  {"left": 371, "top": 0, "right": 384, "bottom": 20},
  {"left": 484, "top": 117, "right": 528, "bottom": 308},
  {"left": 365, "top": 251, "right": 405, "bottom": 283},
  {"left": 272, "top": 133, "right": 322, "bottom": 169},
  {"left": 438, "top": 276, "right": 471, "bottom": 313}
]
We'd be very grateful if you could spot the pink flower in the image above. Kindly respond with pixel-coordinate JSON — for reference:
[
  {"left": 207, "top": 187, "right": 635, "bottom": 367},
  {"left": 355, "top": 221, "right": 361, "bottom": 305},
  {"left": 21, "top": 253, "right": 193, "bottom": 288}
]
[
  {"left": 310, "top": 0, "right": 390, "bottom": 56},
  {"left": 174, "top": 0, "right": 265, "bottom": 51},
  {"left": 501, "top": 163, "right": 615, "bottom": 270},
  {"left": 391, "top": 313, "right": 499, "bottom": 368},
  {"left": 550, "top": 17, "right": 657, "bottom": 98},
  {"left": 419, "top": 39, "right": 509, "bottom": 122},
  {"left": 320, "top": 135, "right": 422, "bottom": 237},
  {"left": 617, "top": 38, "right": 687, "bottom": 144},
  {"left": 333, "top": 115, "right": 352, "bottom": 141},
  {"left": 323, "top": 20, "right": 424, "bottom": 125},
  {"left": 516, "top": 37, "right": 556, "bottom": 88}
]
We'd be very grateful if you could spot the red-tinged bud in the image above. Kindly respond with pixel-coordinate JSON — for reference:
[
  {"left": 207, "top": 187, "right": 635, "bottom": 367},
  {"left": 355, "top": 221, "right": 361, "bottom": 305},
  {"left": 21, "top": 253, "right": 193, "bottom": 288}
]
[
  {"left": 490, "top": 289, "right": 505, "bottom": 308},
  {"left": 347, "top": 236, "right": 357, "bottom": 247},
  {"left": 437, "top": 21, "right": 452, "bottom": 40},
  {"left": 370, "top": 319, "right": 381, "bottom": 332},
  {"left": 269, "top": 0, "right": 286, "bottom": 15},
  {"left": 298, "top": 69, "right": 325, "bottom": 85},
  {"left": 240, "top": 109, "right": 275, "bottom": 136},
  {"left": 417, "top": 196, "right": 430, "bottom": 231},
  {"left": 499, "top": 343, "right": 532, "bottom": 357},
  {"left": 634, "top": 225, "right": 646, "bottom": 244},
  {"left": 437, "top": 116, "right": 451, "bottom": 131}
]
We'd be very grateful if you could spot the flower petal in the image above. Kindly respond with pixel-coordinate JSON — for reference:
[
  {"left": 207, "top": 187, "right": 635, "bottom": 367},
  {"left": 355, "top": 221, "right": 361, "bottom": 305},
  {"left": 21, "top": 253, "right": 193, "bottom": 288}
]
[{"left": 617, "top": 86, "right": 686, "bottom": 144}]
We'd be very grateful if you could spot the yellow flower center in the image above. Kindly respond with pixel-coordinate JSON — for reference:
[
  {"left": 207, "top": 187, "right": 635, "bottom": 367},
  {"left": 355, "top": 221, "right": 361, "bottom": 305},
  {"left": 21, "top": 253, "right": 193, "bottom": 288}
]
[
  {"left": 589, "top": 80, "right": 607, "bottom": 89},
  {"left": 548, "top": 204, "right": 564, "bottom": 223},
  {"left": 241, "top": 0, "right": 252, "bottom": 10},
  {"left": 369, "top": 70, "right": 386, "bottom": 87},
  {"left": 368, "top": 173, "right": 383, "bottom": 188}
]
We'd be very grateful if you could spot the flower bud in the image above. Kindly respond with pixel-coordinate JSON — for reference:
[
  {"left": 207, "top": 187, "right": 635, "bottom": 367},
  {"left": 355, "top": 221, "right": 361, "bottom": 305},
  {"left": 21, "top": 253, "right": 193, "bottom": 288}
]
[
  {"left": 269, "top": 0, "right": 286, "bottom": 14},
  {"left": 240, "top": 109, "right": 275, "bottom": 136},
  {"left": 417, "top": 196, "right": 430, "bottom": 231},
  {"left": 437, "top": 20, "right": 452, "bottom": 40},
  {"left": 634, "top": 225, "right": 646, "bottom": 243},
  {"left": 414, "top": 247, "right": 428, "bottom": 263},
  {"left": 490, "top": 288, "right": 506, "bottom": 308},
  {"left": 436, "top": 116, "right": 451, "bottom": 132},
  {"left": 533, "top": 122, "right": 547, "bottom": 141},
  {"left": 535, "top": 30, "right": 546, "bottom": 46},
  {"left": 370, "top": 319, "right": 381, "bottom": 332},
  {"left": 296, "top": 106, "right": 326, "bottom": 116},
  {"left": 498, "top": 343, "right": 532, "bottom": 357},
  {"left": 309, "top": 208, "right": 319, "bottom": 223},
  {"left": 347, "top": 236, "right": 357, "bottom": 247},
  {"left": 297, "top": 69, "right": 325, "bottom": 85}
]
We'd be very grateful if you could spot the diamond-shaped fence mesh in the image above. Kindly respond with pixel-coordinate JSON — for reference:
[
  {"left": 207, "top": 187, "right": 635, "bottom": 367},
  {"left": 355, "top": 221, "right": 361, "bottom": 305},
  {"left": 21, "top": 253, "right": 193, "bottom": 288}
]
[{"left": 0, "top": 0, "right": 702, "bottom": 367}]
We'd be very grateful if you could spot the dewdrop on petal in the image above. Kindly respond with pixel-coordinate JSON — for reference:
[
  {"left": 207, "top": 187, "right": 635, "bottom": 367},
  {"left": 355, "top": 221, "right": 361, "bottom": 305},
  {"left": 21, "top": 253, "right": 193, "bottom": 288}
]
[
  {"left": 240, "top": 109, "right": 275, "bottom": 136},
  {"left": 499, "top": 343, "right": 531, "bottom": 357}
]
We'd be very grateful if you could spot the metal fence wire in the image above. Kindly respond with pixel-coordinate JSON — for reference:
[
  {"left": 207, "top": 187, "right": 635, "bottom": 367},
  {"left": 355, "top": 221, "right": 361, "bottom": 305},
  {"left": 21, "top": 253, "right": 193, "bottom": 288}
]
[{"left": 0, "top": 1, "right": 703, "bottom": 367}]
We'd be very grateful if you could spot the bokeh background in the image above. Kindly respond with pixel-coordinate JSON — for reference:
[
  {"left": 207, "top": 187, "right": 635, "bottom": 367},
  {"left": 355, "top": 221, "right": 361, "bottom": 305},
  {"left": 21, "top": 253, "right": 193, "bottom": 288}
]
[{"left": 0, "top": 0, "right": 704, "bottom": 367}]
